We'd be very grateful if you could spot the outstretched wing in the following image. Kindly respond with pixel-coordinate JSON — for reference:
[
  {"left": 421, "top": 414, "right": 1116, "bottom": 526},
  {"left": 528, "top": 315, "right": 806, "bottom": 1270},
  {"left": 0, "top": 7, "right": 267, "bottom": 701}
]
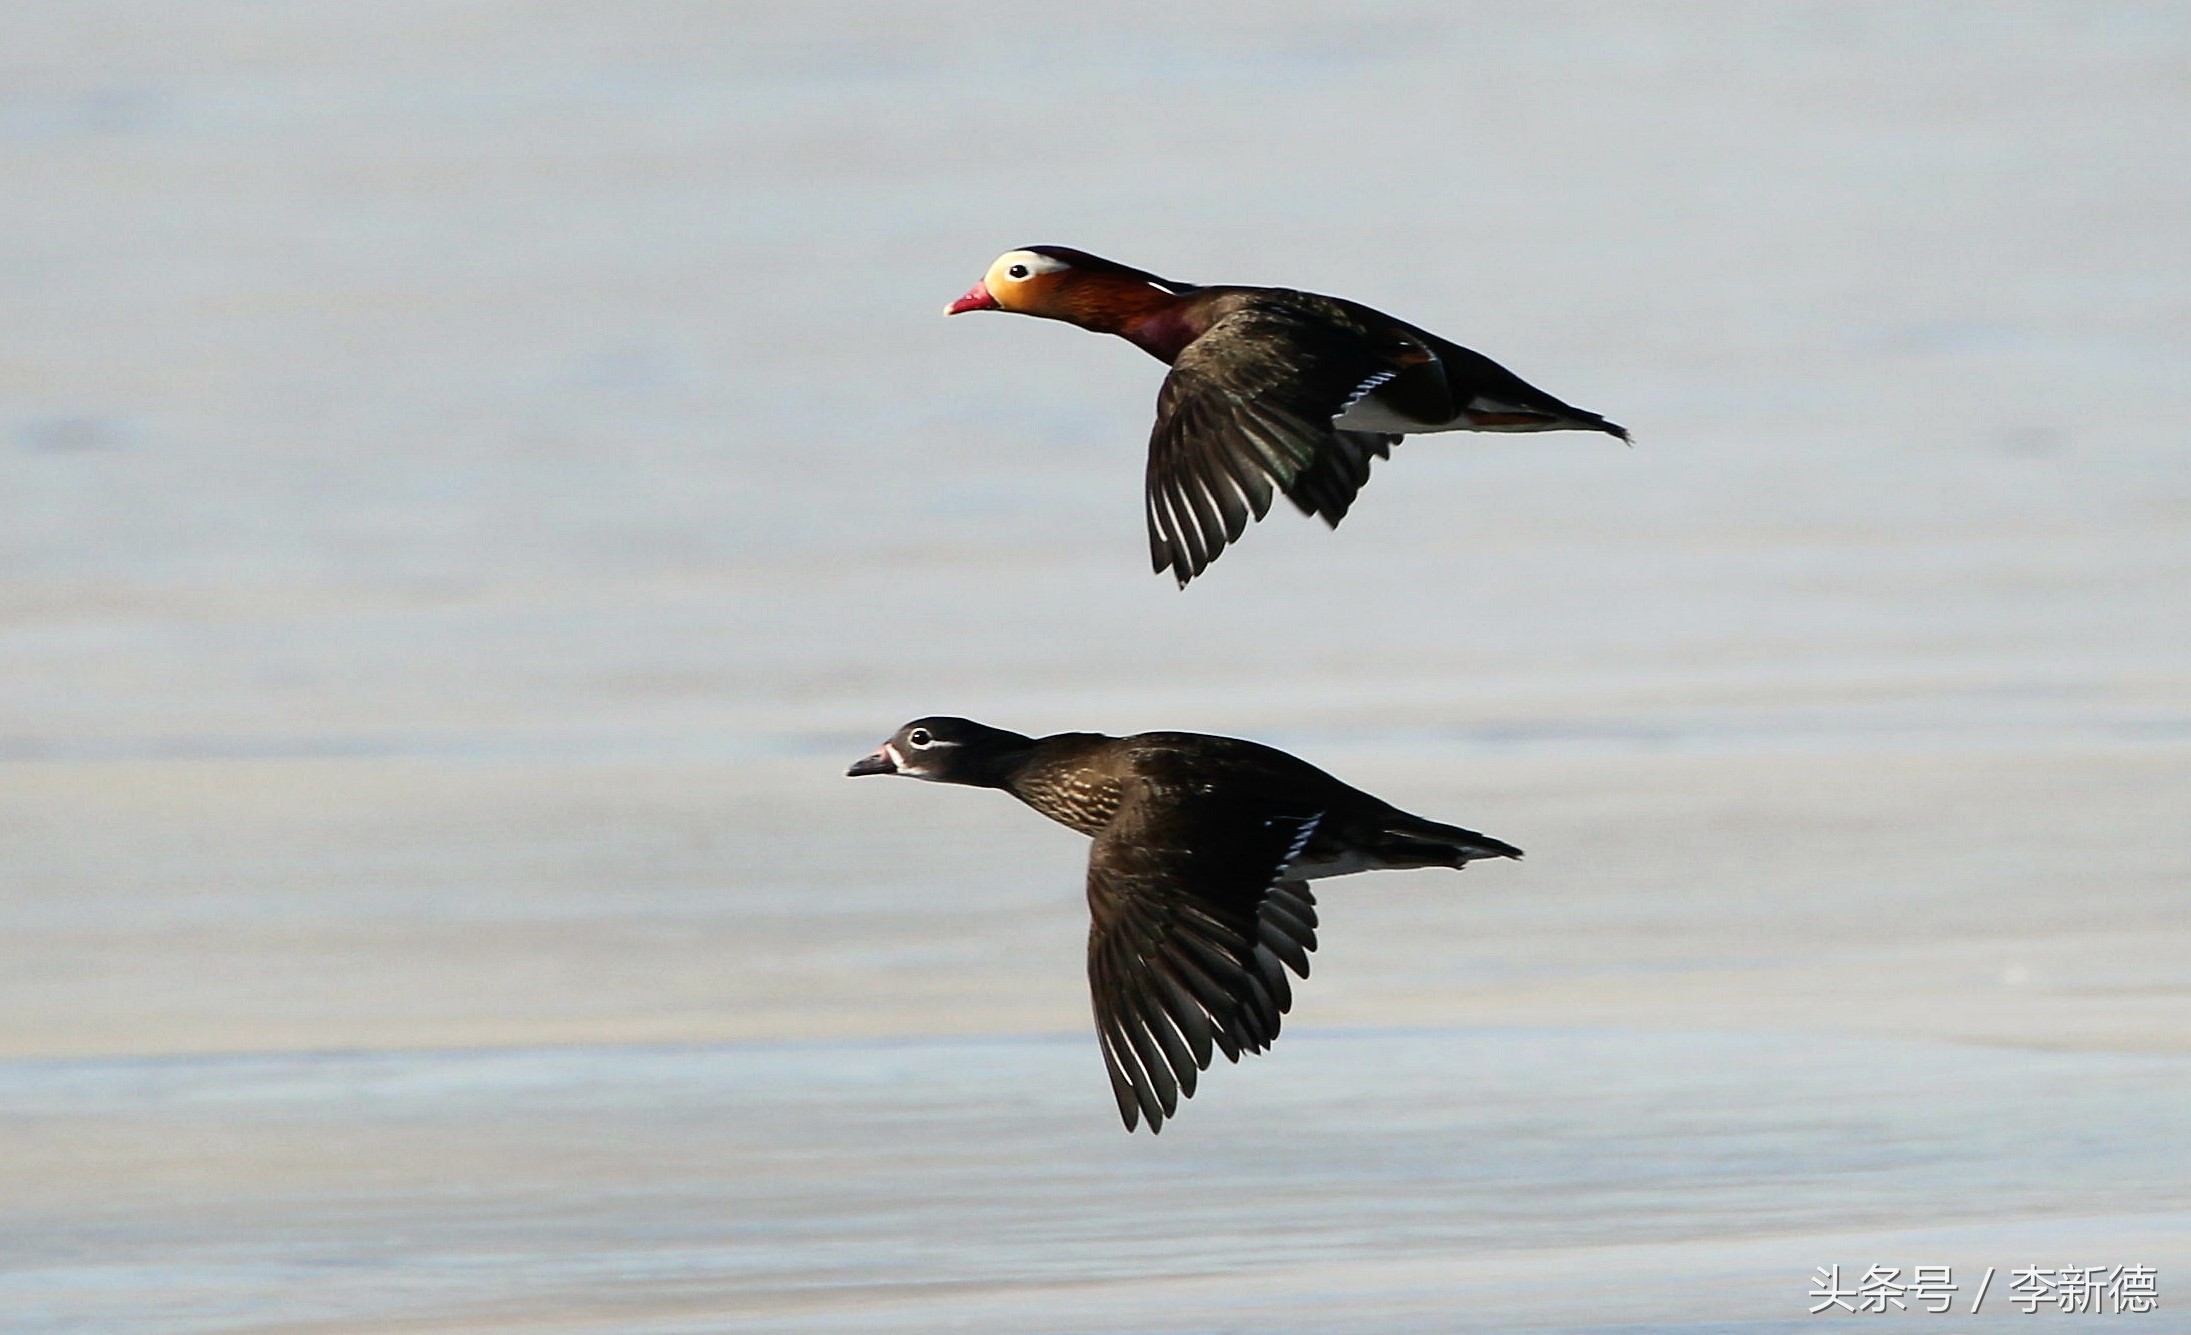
[
  {"left": 1084, "top": 793, "right": 1323, "bottom": 1133},
  {"left": 1145, "top": 305, "right": 1440, "bottom": 586}
]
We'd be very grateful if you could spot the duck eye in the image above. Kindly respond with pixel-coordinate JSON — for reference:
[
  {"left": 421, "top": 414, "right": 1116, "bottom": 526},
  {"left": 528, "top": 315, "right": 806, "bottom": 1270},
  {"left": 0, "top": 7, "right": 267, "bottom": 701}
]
[
  {"left": 907, "top": 728, "right": 933, "bottom": 748},
  {"left": 1006, "top": 263, "right": 1030, "bottom": 280}
]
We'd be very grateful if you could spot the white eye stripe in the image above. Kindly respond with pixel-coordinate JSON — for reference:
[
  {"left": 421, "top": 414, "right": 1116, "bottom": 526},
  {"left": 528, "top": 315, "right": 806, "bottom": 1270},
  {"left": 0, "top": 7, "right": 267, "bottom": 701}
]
[{"left": 997, "top": 250, "right": 1069, "bottom": 279}]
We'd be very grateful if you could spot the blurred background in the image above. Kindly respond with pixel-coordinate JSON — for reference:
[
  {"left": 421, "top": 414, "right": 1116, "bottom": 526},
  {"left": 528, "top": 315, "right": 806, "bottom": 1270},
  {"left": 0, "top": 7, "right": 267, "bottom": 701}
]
[{"left": 2, "top": 3, "right": 2187, "bottom": 1331}]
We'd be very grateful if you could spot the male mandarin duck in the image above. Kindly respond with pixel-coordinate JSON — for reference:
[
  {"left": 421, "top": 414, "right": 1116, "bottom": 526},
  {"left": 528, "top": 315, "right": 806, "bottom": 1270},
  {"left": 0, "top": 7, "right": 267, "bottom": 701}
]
[
  {"left": 848, "top": 716, "right": 1522, "bottom": 1132},
  {"left": 947, "top": 246, "right": 1628, "bottom": 586}
]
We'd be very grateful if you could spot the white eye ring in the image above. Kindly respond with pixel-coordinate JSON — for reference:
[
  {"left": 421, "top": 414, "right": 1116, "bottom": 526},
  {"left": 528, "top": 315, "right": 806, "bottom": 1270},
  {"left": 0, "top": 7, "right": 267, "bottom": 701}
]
[
  {"left": 907, "top": 728, "right": 933, "bottom": 748},
  {"left": 1006, "top": 263, "right": 1030, "bottom": 279}
]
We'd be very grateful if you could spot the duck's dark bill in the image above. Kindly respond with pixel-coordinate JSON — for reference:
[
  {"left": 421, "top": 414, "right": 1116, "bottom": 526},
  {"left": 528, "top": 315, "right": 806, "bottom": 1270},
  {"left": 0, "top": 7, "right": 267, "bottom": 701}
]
[{"left": 846, "top": 751, "right": 897, "bottom": 777}]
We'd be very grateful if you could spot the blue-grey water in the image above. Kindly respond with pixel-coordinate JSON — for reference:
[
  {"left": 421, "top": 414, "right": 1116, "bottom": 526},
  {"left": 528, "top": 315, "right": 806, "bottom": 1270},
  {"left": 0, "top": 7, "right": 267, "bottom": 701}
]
[
  {"left": 6, "top": 1032, "right": 2188, "bottom": 1332},
  {"left": 2, "top": 3, "right": 2188, "bottom": 1331}
]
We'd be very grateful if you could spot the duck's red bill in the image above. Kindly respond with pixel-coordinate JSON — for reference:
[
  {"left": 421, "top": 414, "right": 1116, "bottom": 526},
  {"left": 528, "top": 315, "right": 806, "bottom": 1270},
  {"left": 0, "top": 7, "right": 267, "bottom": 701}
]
[{"left": 944, "top": 281, "right": 998, "bottom": 315}]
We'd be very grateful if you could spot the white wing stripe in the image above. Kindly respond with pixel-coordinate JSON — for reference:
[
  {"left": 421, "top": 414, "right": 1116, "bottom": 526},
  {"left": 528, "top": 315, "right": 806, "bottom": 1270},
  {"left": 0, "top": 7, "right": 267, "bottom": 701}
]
[
  {"left": 1276, "top": 812, "right": 1322, "bottom": 881},
  {"left": 1338, "top": 369, "right": 1398, "bottom": 412}
]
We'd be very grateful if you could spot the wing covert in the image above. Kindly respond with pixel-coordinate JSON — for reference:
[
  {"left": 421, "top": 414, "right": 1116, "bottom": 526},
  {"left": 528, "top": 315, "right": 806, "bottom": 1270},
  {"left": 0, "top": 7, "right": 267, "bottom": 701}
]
[{"left": 1145, "top": 306, "right": 1432, "bottom": 586}]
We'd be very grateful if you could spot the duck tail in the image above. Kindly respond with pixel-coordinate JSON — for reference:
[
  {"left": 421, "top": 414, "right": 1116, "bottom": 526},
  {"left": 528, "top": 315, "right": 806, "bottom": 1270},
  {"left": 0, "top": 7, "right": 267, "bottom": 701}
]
[{"left": 1378, "top": 814, "right": 1524, "bottom": 868}]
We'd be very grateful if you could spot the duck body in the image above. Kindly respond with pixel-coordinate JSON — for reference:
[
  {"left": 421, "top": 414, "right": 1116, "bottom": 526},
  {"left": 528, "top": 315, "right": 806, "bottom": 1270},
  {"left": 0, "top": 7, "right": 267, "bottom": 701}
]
[
  {"left": 948, "top": 246, "right": 1627, "bottom": 585},
  {"left": 1001, "top": 726, "right": 1517, "bottom": 878},
  {"left": 1092, "top": 282, "right": 1620, "bottom": 439},
  {"left": 848, "top": 716, "right": 1521, "bottom": 1132}
]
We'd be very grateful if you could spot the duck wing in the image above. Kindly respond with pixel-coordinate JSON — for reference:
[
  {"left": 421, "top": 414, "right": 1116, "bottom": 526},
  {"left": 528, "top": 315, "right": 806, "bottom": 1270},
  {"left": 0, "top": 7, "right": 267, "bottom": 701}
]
[
  {"left": 1145, "top": 303, "right": 1446, "bottom": 586},
  {"left": 1083, "top": 790, "right": 1323, "bottom": 1133}
]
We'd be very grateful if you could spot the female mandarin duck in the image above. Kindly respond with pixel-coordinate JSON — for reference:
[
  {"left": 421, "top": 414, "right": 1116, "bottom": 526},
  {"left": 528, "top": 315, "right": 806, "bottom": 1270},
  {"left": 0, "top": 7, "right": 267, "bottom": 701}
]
[
  {"left": 848, "top": 716, "right": 1522, "bottom": 1132},
  {"left": 947, "top": 246, "right": 1628, "bottom": 587}
]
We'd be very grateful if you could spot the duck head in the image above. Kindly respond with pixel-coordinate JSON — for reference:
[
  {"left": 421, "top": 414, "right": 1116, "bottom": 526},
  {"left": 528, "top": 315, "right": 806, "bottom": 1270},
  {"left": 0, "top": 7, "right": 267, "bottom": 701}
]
[
  {"left": 944, "top": 247, "right": 1192, "bottom": 327},
  {"left": 846, "top": 716, "right": 1036, "bottom": 786}
]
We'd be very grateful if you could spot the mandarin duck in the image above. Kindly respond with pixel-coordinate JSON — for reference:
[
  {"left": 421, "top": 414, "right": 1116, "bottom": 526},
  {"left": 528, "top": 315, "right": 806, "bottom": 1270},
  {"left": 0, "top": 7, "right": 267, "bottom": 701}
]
[
  {"left": 849, "top": 716, "right": 1521, "bottom": 1132},
  {"left": 948, "top": 246, "right": 1627, "bottom": 586}
]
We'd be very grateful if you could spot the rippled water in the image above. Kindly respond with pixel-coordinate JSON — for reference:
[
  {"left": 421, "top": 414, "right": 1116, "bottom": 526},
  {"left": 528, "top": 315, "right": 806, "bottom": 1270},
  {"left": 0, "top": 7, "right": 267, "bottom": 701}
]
[
  {"left": 7, "top": 1032, "right": 2187, "bottom": 1332},
  {"left": 2, "top": 3, "right": 2187, "bottom": 1331}
]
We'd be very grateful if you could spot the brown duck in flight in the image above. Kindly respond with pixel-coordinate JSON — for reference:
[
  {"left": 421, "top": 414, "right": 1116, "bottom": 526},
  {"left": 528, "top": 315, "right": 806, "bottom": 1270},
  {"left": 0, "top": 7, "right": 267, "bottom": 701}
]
[
  {"left": 947, "top": 246, "right": 1627, "bottom": 587},
  {"left": 848, "top": 716, "right": 1522, "bottom": 1133}
]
